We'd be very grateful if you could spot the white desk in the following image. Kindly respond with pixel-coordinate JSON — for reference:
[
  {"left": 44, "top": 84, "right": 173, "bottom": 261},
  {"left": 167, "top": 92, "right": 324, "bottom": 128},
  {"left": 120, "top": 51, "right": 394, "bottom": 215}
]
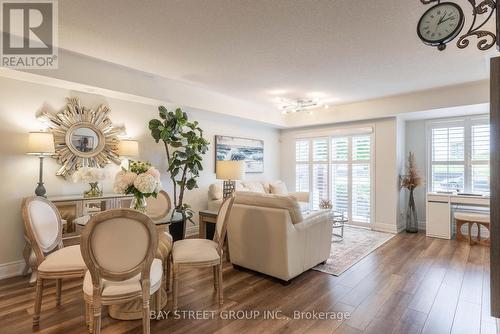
[{"left": 426, "top": 193, "right": 490, "bottom": 239}]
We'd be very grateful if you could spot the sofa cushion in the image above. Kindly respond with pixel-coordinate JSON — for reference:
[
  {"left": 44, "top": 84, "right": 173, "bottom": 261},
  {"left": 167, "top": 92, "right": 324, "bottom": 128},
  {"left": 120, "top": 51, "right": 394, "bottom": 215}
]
[
  {"left": 241, "top": 181, "right": 266, "bottom": 193},
  {"left": 269, "top": 181, "right": 288, "bottom": 195},
  {"left": 209, "top": 182, "right": 250, "bottom": 200},
  {"left": 234, "top": 191, "right": 303, "bottom": 224}
]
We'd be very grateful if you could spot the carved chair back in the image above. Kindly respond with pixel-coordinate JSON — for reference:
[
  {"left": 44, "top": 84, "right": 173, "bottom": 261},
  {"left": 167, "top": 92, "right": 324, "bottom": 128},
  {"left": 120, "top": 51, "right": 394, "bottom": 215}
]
[
  {"left": 22, "top": 196, "right": 63, "bottom": 266},
  {"left": 80, "top": 209, "right": 158, "bottom": 295},
  {"left": 213, "top": 195, "right": 235, "bottom": 253}
]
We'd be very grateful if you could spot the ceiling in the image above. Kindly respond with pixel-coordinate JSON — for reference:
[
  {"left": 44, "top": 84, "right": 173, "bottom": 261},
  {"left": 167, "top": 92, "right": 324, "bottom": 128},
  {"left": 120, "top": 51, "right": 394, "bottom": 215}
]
[{"left": 58, "top": 0, "right": 497, "bottom": 113}]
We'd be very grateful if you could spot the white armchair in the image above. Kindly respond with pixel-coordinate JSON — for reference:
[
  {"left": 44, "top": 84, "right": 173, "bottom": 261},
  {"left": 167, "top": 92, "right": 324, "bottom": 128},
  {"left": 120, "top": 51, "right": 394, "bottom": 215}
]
[{"left": 226, "top": 192, "right": 333, "bottom": 282}]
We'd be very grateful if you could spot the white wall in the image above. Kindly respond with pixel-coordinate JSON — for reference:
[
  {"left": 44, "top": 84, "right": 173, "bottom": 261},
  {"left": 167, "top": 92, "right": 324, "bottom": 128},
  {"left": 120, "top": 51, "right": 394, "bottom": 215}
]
[
  {"left": 0, "top": 76, "right": 280, "bottom": 273},
  {"left": 280, "top": 117, "right": 402, "bottom": 233},
  {"left": 405, "top": 120, "right": 427, "bottom": 229}
]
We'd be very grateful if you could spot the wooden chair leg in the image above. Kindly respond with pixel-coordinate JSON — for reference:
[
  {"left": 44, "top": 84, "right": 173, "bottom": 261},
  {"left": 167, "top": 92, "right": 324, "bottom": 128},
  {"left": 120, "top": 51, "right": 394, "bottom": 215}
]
[
  {"left": 56, "top": 279, "right": 62, "bottom": 306},
  {"left": 218, "top": 263, "right": 223, "bottom": 306},
  {"left": 84, "top": 300, "right": 90, "bottom": 328},
  {"left": 172, "top": 264, "right": 178, "bottom": 311},
  {"left": 142, "top": 299, "right": 150, "bottom": 334},
  {"left": 166, "top": 255, "right": 171, "bottom": 291},
  {"left": 92, "top": 302, "right": 102, "bottom": 334},
  {"left": 468, "top": 223, "right": 473, "bottom": 246},
  {"left": 213, "top": 266, "right": 218, "bottom": 291},
  {"left": 33, "top": 278, "right": 44, "bottom": 326},
  {"left": 456, "top": 220, "right": 464, "bottom": 241},
  {"left": 155, "top": 289, "right": 162, "bottom": 316},
  {"left": 88, "top": 300, "right": 94, "bottom": 333}
]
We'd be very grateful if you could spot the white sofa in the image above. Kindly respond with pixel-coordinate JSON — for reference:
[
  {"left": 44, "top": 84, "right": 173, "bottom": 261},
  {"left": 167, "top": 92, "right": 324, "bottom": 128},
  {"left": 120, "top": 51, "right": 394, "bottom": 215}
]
[
  {"left": 226, "top": 191, "right": 333, "bottom": 282},
  {"left": 207, "top": 180, "right": 310, "bottom": 212}
]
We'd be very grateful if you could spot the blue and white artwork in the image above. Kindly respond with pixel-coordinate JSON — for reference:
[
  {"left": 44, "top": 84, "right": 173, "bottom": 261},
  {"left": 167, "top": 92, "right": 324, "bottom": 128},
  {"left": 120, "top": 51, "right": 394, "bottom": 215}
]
[{"left": 215, "top": 135, "right": 264, "bottom": 173}]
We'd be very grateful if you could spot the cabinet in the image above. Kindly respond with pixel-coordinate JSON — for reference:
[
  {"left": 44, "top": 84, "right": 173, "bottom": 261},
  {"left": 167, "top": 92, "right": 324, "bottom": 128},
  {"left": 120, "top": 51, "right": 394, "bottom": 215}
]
[{"left": 426, "top": 195, "right": 451, "bottom": 239}]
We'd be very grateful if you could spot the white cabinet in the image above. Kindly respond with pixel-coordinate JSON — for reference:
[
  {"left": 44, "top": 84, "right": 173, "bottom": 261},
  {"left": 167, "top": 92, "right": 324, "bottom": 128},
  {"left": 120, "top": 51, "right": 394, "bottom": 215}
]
[{"left": 426, "top": 195, "right": 451, "bottom": 239}]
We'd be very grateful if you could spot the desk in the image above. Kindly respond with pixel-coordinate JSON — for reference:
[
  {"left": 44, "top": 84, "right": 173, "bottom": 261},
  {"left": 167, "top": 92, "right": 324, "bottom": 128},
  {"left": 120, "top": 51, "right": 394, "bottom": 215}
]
[{"left": 426, "top": 193, "right": 490, "bottom": 239}]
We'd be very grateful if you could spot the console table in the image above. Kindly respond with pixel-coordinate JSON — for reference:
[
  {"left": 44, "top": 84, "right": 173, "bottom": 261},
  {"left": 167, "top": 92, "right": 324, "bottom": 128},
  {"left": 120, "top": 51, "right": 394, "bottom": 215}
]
[{"left": 23, "top": 193, "right": 133, "bottom": 284}]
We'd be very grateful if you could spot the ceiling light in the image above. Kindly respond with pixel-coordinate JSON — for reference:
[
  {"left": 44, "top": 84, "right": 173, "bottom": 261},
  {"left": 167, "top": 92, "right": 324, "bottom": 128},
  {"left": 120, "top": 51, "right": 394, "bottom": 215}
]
[{"left": 279, "top": 98, "right": 323, "bottom": 114}]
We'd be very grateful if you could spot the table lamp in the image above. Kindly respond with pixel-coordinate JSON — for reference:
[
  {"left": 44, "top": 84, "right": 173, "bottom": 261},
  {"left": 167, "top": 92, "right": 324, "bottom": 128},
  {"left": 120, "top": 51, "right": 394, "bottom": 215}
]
[
  {"left": 27, "top": 131, "right": 55, "bottom": 197},
  {"left": 216, "top": 160, "right": 245, "bottom": 199},
  {"left": 118, "top": 139, "right": 139, "bottom": 157},
  {"left": 118, "top": 139, "right": 139, "bottom": 169}
]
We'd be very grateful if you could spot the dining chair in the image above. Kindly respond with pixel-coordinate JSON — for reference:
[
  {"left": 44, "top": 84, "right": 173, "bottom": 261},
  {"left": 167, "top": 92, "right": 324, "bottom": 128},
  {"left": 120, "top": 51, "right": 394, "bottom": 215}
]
[
  {"left": 146, "top": 190, "right": 173, "bottom": 290},
  {"left": 22, "top": 196, "right": 86, "bottom": 326},
  {"left": 171, "top": 195, "right": 235, "bottom": 310},
  {"left": 80, "top": 209, "right": 162, "bottom": 334},
  {"left": 146, "top": 190, "right": 171, "bottom": 220}
]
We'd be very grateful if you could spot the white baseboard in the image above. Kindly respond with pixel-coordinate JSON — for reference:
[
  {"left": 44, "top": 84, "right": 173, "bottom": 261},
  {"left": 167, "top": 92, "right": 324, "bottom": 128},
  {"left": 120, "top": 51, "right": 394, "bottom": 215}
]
[
  {"left": 418, "top": 221, "right": 426, "bottom": 231},
  {"left": 372, "top": 222, "right": 399, "bottom": 234},
  {"left": 0, "top": 260, "right": 26, "bottom": 280}
]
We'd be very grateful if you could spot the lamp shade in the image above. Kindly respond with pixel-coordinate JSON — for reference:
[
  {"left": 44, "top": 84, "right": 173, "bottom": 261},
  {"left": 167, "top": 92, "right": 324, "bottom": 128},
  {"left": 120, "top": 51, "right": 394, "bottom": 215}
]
[
  {"left": 216, "top": 160, "right": 245, "bottom": 180},
  {"left": 118, "top": 140, "right": 139, "bottom": 157},
  {"left": 27, "top": 132, "right": 55, "bottom": 155}
]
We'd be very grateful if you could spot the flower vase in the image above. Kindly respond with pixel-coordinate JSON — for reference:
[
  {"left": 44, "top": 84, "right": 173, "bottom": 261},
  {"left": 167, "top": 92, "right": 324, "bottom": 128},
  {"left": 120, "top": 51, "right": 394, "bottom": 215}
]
[
  {"left": 405, "top": 188, "right": 418, "bottom": 233},
  {"left": 84, "top": 182, "right": 102, "bottom": 198},
  {"left": 131, "top": 195, "right": 148, "bottom": 213}
]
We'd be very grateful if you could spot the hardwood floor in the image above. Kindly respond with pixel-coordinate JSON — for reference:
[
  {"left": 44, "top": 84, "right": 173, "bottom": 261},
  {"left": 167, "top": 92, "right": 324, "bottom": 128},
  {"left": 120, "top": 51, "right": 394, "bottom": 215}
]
[{"left": 0, "top": 232, "right": 496, "bottom": 334}]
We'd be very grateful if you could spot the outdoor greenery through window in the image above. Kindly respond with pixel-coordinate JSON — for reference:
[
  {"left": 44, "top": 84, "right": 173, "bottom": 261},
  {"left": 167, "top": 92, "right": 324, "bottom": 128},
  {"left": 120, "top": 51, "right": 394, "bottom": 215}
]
[
  {"left": 295, "top": 133, "right": 372, "bottom": 224},
  {"left": 428, "top": 116, "right": 490, "bottom": 195}
]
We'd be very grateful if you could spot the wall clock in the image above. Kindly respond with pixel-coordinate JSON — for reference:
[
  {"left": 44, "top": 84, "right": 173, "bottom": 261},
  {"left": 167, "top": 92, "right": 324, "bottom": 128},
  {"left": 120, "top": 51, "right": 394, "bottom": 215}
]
[{"left": 417, "top": 2, "right": 465, "bottom": 51}]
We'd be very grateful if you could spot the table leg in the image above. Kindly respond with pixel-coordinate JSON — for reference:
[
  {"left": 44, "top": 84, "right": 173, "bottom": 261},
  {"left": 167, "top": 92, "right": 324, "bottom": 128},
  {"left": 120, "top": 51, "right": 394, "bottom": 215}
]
[{"left": 199, "top": 216, "right": 207, "bottom": 239}]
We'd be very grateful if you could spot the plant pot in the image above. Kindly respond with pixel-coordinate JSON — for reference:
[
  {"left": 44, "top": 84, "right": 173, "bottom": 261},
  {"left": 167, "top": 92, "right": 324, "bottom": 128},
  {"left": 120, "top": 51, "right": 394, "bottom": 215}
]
[{"left": 169, "top": 218, "right": 186, "bottom": 241}]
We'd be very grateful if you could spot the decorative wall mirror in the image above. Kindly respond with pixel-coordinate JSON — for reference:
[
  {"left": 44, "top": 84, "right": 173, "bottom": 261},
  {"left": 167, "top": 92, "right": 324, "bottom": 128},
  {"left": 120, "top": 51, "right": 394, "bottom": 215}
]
[{"left": 38, "top": 97, "right": 123, "bottom": 176}]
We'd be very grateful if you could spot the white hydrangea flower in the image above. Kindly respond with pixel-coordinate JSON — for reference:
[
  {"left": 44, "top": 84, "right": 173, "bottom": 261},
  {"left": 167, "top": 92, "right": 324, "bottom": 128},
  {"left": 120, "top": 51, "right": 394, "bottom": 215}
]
[
  {"left": 134, "top": 174, "right": 157, "bottom": 194},
  {"left": 146, "top": 167, "right": 161, "bottom": 181}
]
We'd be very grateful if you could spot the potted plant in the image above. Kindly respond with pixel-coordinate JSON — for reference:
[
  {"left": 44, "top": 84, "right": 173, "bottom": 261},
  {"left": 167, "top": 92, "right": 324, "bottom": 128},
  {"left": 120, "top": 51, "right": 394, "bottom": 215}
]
[
  {"left": 400, "top": 152, "right": 423, "bottom": 233},
  {"left": 149, "top": 107, "right": 209, "bottom": 240},
  {"left": 113, "top": 160, "right": 162, "bottom": 212}
]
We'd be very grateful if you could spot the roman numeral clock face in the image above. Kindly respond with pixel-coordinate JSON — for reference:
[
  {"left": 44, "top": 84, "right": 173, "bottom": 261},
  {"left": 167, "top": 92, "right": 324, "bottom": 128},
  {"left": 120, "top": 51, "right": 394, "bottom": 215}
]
[{"left": 417, "top": 2, "right": 465, "bottom": 48}]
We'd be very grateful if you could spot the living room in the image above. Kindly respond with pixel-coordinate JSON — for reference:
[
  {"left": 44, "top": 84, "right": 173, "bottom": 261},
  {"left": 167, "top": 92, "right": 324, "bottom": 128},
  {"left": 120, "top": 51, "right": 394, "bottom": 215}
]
[{"left": 0, "top": 1, "right": 499, "bottom": 333}]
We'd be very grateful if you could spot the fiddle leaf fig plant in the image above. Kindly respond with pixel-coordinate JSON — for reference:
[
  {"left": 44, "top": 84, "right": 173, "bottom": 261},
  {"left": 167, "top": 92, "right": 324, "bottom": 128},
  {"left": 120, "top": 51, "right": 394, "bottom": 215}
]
[{"left": 149, "top": 106, "right": 209, "bottom": 221}]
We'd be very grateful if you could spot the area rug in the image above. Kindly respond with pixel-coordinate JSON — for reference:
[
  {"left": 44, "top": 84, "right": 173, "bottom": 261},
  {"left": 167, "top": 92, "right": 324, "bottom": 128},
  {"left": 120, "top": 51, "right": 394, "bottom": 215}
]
[{"left": 313, "top": 226, "right": 395, "bottom": 276}]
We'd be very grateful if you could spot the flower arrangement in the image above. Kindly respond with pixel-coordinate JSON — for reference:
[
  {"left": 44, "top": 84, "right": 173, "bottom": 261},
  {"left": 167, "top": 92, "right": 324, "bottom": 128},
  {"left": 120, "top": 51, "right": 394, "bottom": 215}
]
[
  {"left": 400, "top": 152, "right": 422, "bottom": 191},
  {"left": 72, "top": 167, "right": 106, "bottom": 198},
  {"left": 113, "top": 160, "right": 161, "bottom": 212}
]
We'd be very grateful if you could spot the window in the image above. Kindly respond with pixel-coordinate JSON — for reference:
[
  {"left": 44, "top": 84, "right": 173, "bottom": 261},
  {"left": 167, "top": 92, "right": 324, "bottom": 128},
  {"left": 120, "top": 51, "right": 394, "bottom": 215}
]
[
  {"left": 295, "top": 132, "right": 373, "bottom": 224},
  {"left": 428, "top": 117, "right": 490, "bottom": 194}
]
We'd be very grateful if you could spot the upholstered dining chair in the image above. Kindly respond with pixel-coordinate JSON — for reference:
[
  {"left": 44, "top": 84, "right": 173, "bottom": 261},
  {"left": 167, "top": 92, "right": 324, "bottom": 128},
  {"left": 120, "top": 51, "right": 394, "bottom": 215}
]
[
  {"left": 171, "top": 195, "right": 235, "bottom": 310},
  {"left": 80, "top": 209, "right": 162, "bottom": 334},
  {"left": 146, "top": 190, "right": 171, "bottom": 220},
  {"left": 22, "top": 196, "right": 86, "bottom": 326},
  {"left": 146, "top": 190, "right": 173, "bottom": 290}
]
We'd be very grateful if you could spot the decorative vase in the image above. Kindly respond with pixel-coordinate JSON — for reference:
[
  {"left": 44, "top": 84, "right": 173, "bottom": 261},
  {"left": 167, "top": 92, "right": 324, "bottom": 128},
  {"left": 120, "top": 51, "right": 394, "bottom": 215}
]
[
  {"left": 405, "top": 188, "right": 419, "bottom": 233},
  {"left": 84, "top": 182, "right": 102, "bottom": 198},
  {"left": 131, "top": 195, "right": 147, "bottom": 213}
]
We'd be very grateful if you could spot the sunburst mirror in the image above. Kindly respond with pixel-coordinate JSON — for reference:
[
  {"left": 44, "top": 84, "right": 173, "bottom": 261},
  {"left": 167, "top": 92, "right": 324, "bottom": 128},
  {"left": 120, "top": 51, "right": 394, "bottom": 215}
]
[{"left": 38, "top": 97, "right": 123, "bottom": 176}]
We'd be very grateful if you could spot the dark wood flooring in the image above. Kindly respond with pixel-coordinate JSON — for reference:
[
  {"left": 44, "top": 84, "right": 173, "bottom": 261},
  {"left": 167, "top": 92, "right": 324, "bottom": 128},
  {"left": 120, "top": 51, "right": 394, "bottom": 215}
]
[{"left": 0, "top": 232, "right": 497, "bottom": 333}]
